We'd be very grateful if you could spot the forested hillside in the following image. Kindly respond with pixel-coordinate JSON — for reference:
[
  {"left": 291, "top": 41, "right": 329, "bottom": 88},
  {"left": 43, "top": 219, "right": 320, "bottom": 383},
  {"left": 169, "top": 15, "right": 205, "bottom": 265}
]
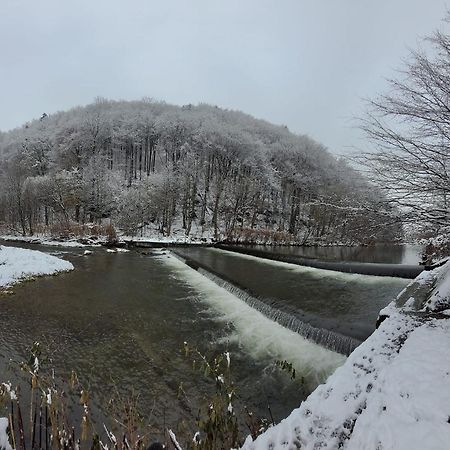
[{"left": 0, "top": 99, "right": 401, "bottom": 244}]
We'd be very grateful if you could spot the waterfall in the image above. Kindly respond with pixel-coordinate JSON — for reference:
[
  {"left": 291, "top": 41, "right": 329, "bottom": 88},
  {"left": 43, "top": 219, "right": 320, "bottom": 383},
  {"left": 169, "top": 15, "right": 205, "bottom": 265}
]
[
  {"left": 215, "top": 244, "right": 424, "bottom": 279},
  {"left": 171, "top": 250, "right": 361, "bottom": 356}
]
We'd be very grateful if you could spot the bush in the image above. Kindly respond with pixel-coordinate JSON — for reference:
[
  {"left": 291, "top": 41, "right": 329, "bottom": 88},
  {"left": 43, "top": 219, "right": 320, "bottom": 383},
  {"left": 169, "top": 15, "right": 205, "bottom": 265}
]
[{"left": 0, "top": 343, "right": 280, "bottom": 450}]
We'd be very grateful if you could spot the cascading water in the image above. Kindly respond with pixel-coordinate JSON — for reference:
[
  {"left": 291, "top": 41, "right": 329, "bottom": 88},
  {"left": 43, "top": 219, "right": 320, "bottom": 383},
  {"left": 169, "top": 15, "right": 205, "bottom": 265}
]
[{"left": 171, "top": 250, "right": 361, "bottom": 356}]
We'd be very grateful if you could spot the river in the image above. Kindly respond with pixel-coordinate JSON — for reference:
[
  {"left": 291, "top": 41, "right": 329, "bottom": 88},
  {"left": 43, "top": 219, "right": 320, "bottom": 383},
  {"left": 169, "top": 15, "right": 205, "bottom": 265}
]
[
  {"left": 236, "top": 243, "right": 423, "bottom": 264},
  {"left": 0, "top": 242, "right": 412, "bottom": 441}
]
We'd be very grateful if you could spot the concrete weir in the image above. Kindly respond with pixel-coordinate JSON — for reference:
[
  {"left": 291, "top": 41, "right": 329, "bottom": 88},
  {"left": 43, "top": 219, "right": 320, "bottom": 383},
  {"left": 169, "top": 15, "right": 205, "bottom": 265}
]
[
  {"left": 170, "top": 249, "right": 361, "bottom": 356},
  {"left": 215, "top": 244, "right": 425, "bottom": 279}
]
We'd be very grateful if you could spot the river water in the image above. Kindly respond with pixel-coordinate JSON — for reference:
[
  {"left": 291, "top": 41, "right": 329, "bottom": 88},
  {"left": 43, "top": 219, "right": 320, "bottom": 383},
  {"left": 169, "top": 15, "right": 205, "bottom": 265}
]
[
  {"left": 0, "top": 242, "right": 411, "bottom": 441},
  {"left": 236, "top": 243, "right": 423, "bottom": 264},
  {"left": 174, "top": 247, "right": 408, "bottom": 342}
]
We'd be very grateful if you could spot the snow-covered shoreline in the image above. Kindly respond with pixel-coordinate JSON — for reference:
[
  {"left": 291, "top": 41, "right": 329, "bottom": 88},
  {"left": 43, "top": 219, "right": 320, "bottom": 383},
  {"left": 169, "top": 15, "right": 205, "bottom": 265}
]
[
  {"left": 0, "top": 231, "right": 413, "bottom": 250},
  {"left": 0, "top": 245, "right": 74, "bottom": 289},
  {"left": 242, "top": 260, "right": 450, "bottom": 450},
  {"left": 0, "top": 233, "right": 212, "bottom": 248},
  {"left": 0, "top": 245, "right": 75, "bottom": 448},
  {"left": 0, "top": 234, "right": 103, "bottom": 248}
]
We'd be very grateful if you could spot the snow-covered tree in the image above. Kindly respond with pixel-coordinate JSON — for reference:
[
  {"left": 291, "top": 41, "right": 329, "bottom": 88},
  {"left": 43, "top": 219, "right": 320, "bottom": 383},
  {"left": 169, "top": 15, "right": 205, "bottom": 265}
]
[
  {"left": 0, "top": 99, "right": 400, "bottom": 243},
  {"left": 358, "top": 18, "right": 450, "bottom": 235}
]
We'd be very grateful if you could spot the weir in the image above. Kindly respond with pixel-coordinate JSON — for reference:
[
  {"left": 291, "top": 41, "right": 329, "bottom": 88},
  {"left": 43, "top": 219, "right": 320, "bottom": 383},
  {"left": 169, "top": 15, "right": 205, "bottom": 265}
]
[
  {"left": 171, "top": 250, "right": 362, "bottom": 356},
  {"left": 215, "top": 244, "right": 425, "bottom": 279}
]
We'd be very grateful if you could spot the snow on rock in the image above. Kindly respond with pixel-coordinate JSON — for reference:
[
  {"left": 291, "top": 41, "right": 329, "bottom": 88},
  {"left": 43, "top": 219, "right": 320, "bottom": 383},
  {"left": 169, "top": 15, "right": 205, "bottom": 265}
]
[
  {"left": 0, "top": 245, "right": 74, "bottom": 288},
  {"left": 242, "top": 260, "right": 450, "bottom": 450},
  {"left": 0, "top": 418, "right": 12, "bottom": 450}
]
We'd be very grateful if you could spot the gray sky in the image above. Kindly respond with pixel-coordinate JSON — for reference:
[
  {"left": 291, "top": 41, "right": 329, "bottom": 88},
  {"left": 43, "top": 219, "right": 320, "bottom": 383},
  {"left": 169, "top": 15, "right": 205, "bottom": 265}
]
[{"left": 0, "top": 0, "right": 448, "bottom": 154}]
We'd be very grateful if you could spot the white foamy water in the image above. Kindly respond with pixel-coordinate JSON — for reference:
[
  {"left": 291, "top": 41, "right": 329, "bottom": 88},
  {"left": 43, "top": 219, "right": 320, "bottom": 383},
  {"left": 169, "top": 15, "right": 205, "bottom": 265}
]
[{"left": 158, "top": 253, "right": 345, "bottom": 386}]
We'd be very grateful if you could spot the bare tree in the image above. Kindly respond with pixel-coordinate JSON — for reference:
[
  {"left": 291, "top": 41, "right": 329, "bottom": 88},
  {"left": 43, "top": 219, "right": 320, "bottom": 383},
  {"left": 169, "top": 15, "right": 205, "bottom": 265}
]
[{"left": 357, "top": 19, "right": 450, "bottom": 231}]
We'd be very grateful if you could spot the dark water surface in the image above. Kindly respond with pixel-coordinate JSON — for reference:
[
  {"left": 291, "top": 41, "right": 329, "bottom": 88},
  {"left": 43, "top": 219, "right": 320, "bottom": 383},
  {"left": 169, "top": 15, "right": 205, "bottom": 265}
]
[
  {"left": 0, "top": 242, "right": 409, "bottom": 443},
  {"left": 0, "top": 243, "right": 323, "bottom": 440},
  {"left": 175, "top": 247, "right": 408, "bottom": 341},
  {"left": 237, "top": 244, "right": 423, "bottom": 265}
]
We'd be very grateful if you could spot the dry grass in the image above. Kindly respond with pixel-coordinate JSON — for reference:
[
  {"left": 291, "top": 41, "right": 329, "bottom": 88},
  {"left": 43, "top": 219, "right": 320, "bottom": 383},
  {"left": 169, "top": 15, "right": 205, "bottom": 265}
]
[{"left": 0, "top": 343, "right": 275, "bottom": 450}]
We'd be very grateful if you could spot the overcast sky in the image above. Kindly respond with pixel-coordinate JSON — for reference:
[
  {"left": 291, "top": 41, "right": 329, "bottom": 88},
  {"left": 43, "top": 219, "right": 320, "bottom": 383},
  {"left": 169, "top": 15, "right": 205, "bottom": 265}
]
[{"left": 0, "top": 0, "right": 448, "bottom": 154}]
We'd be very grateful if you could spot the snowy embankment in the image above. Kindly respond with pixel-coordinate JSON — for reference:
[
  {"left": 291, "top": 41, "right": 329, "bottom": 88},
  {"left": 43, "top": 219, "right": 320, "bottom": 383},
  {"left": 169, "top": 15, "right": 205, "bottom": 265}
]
[
  {"left": 121, "top": 220, "right": 215, "bottom": 244},
  {"left": 0, "top": 229, "right": 211, "bottom": 247},
  {"left": 0, "top": 234, "right": 102, "bottom": 248},
  {"left": 0, "top": 245, "right": 74, "bottom": 289},
  {"left": 242, "top": 260, "right": 450, "bottom": 450},
  {"left": 122, "top": 234, "right": 211, "bottom": 245}
]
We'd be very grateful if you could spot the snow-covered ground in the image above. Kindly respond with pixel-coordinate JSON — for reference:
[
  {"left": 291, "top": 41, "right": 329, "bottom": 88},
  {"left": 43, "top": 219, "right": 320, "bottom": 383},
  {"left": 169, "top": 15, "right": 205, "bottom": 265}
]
[
  {"left": 0, "top": 234, "right": 102, "bottom": 248},
  {"left": 121, "top": 221, "right": 215, "bottom": 244},
  {"left": 0, "top": 227, "right": 212, "bottom": 247},
  {"left": 242, "top": 260, "right": 450, "bottom": 450},
  {"left": 0, "top": 245, "right": 74, "bottom": 289},
  {"left": 121, "top": 234, "right": 211, "bottom": 244}
]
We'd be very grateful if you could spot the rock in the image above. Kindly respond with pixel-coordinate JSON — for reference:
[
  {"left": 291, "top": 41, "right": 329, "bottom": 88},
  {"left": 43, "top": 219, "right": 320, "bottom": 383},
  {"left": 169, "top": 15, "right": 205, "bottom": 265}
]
[{"left": 147, "top": 443, "right": 164, "bottom": 450}]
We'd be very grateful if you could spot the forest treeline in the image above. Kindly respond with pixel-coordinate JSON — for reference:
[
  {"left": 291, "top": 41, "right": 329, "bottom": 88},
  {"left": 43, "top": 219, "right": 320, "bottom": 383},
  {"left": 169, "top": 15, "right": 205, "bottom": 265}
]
[{"left": 0, "top": 99, "right": 401, "bottom": 244}]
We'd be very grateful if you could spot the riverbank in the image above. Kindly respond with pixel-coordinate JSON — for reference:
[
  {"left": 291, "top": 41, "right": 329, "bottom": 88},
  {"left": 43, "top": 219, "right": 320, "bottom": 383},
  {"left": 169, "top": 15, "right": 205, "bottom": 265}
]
[
  {"left": 242, "top": 259, "right": 450, "bottom": 450},
  {"left": 0, "top": 228, "right": 413, "bottom": 250},
  {"left": 0, "top": 232, "right": 213, "bottom": 248},
  {"left": 0, "top": 234, "right": 103, "bottom": 247},
  {"left": 0, "top": 245, "right": 74, "bottom": 290}
]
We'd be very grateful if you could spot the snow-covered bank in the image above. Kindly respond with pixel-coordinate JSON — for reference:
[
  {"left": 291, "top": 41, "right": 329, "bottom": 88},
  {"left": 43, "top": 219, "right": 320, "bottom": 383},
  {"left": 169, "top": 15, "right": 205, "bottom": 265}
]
[
  {"left": 0, "top": 230, "right": 211, "bottom": 248},
  {"left": 242, "top": 260, "right": 450, "bottom": 450},
  {"left": 121, "top": 223, "right": 214, "bottom": 245},
  {"left": 123, "top": 235, "right": 211, "bottom": 245},
  {"left": 0, "top": 245, "right": 74, "bottom": 289},
  {"left": 0, "top": 234, "right": 102, "bottom": 248}
]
